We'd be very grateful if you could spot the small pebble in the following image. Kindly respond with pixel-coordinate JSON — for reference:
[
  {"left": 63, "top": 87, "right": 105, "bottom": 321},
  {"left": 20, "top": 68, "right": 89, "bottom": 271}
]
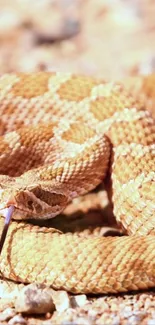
[
  {"left": 71, "top": 294, "right": 88, "bottom": 307},
  {"left": 51, "top": 290, "right": 71, "bottom": 312},
  {"left": 8, "top": 314, "right": 27, "bottom": 325},
  {"left": 0, "top": 307, "right": 16, "bottom": 321},
  {"left": 15, "top": 283, "right": 55, "bottom": 314}
]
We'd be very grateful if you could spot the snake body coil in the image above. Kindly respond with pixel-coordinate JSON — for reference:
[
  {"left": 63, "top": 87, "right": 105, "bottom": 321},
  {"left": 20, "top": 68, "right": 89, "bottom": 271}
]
[{"left": 0, "top": 72, "right": 154, "bottom": 294}]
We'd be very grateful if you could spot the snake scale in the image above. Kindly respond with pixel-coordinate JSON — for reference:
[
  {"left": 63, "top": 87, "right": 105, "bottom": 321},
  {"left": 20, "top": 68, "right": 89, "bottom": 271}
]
[{"left": 0, "top": 72, "right": 154, "bottom": 294}]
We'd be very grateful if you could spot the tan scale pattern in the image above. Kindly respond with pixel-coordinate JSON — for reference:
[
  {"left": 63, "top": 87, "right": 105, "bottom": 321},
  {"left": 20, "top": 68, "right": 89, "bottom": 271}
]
[
  {"left": 0, "top": 72, "right": 154, "bottom": 294},
  {"left": 61, "top": 123, "right": 96, "bottom": 144},
  {"left": 57, "top": 75, "right": 101, "bottom": 102},
  {"left": 11, "top": 72, "right": 54, "bottom": 98}
]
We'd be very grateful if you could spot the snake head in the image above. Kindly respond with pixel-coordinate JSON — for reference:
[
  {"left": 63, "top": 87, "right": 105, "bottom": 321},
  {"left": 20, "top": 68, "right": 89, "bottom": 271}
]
[{"left": 0, "top": 175, "right": 69, "bottom": 220}]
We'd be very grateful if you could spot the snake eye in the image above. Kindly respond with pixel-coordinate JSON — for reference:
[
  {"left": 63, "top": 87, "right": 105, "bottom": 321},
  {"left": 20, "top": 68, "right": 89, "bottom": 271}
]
[{"left": 27, "top": 200, "right": 33, "bottom": 209}]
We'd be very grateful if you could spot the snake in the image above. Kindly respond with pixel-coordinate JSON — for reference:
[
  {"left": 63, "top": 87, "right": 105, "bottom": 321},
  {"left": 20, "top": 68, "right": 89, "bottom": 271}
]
[{"left": 0, "top": 72, "right": 154, "bottom": 294}]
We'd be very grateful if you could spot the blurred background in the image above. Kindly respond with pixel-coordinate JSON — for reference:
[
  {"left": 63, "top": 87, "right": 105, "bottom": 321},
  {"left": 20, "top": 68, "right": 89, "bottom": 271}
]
[
  {"left": 0, "top": 0, "right": 155, "bottom": 79},
  {"left": 0, "top": 2, "right": 155, "bottom": 323}
]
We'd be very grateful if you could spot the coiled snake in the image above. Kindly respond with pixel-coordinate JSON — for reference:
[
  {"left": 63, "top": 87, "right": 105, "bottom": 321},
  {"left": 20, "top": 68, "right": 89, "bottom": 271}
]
[{"left": 0, "top": 72, "right": 154, "bottom": 294}]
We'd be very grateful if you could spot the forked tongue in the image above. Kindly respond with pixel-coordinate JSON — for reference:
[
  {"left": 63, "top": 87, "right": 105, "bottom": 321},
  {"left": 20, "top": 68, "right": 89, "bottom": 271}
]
[{"left": 0, "top": 205, "right": 15, "bottom": 255}]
